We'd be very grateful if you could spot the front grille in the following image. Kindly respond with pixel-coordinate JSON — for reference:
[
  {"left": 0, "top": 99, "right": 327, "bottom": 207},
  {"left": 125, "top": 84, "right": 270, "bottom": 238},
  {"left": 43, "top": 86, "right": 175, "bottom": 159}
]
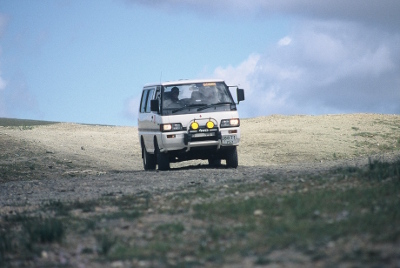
[
  {"left": 191, "top": 135, "right": 218, "bottom": 142},
  {"left": 184, "top": 130, "right": 221, "bottom": 145}
]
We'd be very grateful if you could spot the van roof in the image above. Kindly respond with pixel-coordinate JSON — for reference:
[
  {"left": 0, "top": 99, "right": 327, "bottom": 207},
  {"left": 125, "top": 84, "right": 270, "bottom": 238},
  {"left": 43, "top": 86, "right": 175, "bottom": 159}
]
[{"left": 143, "top": 78, "right": 225, "bottom": 88}]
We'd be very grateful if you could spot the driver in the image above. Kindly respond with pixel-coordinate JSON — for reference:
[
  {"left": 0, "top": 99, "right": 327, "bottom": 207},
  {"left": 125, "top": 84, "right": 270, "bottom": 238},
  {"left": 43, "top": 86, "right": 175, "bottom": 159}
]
[
  {"left": 163, "top": 86, "right": 180, "bottom": 107},
  {"left": 170, "top": 87, "right": 179, "bottom": 102}
]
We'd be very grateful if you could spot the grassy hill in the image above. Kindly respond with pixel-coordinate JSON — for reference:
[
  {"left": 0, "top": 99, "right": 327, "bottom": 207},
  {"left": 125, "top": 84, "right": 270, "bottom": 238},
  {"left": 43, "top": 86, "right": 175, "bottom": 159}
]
[{"left": 0, "top": 117, "right": 58, "bottom": 127}]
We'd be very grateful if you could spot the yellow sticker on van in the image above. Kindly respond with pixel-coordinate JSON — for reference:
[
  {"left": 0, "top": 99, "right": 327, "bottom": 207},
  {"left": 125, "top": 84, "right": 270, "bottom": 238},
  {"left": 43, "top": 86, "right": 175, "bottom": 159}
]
[{"left": 203, "top": 82, "right": 216, "bottom": 86}]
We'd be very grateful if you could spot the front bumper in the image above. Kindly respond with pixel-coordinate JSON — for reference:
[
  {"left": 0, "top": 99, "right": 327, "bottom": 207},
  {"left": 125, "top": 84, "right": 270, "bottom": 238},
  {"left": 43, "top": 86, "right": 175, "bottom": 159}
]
[{"left": 160, "top": 127, "right": 240, "bottom": 153}]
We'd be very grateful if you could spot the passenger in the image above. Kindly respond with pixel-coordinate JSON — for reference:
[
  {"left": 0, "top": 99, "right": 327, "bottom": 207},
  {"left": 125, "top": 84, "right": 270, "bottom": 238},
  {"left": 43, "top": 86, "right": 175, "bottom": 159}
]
[
  {"left": 191, "top": 90, "right": 202, "bottom": 102},
  {"left": 200, "top": 86, "right": 218, "bottom": 103}
]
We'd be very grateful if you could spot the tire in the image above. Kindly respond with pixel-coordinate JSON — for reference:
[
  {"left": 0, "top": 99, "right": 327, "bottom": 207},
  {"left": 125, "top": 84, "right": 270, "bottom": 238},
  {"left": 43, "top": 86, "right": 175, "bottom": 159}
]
[
  {"left": 208, "top": 158, "right": 221, "bottom": 167},
  {"left": 142, "top": 142, "right": 156, "bottom": 170},
  {"left": 155, "top": 140, "right": 170, "bottom": 171},
  {"left": 225, "top": 147, "right": 238, "bottom": 168}
]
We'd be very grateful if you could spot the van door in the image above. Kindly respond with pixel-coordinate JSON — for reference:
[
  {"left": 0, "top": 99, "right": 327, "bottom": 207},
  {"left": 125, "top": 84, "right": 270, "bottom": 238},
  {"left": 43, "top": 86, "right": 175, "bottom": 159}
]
[{"left": 138, "top": 87, "right": 157, "bottom": 152}]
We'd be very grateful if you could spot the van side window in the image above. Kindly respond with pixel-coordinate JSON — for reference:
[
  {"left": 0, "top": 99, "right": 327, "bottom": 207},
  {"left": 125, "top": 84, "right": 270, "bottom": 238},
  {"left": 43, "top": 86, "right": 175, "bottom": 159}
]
[
  {"left": 139, "top": 90, "right": 148, "bottom": 113},
  {"left": 139, "top": 88, "right": 156, "bottom": 113},
  {"left": 145, "top": 88, "right": 155, "bottom": 113}
]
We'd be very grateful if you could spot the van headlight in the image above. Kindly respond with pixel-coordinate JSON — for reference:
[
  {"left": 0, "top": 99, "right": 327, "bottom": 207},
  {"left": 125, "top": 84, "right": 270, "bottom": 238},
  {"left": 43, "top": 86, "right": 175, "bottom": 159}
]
[
  {"left": 161, "top": 123, "right": 183, "bottom": 132},
  {"left": 220, "top": 118, "right": 240, "bottom": 128}
]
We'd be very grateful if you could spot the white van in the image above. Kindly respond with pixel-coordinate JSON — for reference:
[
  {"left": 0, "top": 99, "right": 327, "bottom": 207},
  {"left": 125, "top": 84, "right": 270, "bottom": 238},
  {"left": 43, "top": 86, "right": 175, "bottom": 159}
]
[{"left": 138, "top": 79, "right": 245, "bottom": 170}]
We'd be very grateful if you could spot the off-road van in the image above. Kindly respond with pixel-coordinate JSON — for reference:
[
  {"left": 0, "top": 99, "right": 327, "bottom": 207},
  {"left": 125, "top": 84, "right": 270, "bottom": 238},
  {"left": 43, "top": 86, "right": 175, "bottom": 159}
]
[{"left": 138, "top": 79, "right": 245, "bottom": 170}]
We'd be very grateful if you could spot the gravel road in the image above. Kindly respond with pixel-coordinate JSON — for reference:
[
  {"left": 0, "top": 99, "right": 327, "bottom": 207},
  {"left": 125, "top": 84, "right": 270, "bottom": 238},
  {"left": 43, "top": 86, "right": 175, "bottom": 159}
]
[
  {"left": 1, "top": 113, "right": 400, "bottom": 208},
  {"left": 2, "top": 153, "right": 398, "bottom": 210}
]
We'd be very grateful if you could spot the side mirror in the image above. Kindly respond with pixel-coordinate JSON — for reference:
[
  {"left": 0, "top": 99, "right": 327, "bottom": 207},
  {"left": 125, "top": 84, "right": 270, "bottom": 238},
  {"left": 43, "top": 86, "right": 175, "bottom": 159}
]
[
  {"left": 237, "top": 88, "right": 245, "bottom": 103},
  {"left": 150, "top": 99, "right": 159, "bottom": 112}
]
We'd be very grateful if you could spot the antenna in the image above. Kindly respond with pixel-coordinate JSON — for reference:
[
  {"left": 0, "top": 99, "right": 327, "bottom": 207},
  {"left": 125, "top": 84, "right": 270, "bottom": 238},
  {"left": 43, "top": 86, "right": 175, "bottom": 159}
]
[{"left": 159, "top": 71, "right": 162, "bottom": 84}]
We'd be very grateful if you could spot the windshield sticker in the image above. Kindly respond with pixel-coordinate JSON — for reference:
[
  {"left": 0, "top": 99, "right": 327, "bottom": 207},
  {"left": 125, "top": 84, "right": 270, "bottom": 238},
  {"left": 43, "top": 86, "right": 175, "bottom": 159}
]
[{"left": 203, "top": 82, "right": 216, "bottom": 86}]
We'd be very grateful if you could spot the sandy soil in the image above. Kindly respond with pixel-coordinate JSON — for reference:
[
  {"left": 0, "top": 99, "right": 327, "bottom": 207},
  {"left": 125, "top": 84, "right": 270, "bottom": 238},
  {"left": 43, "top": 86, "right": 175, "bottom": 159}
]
[{"left": 1, "top": 113, "right": 399, "bottom": 177}]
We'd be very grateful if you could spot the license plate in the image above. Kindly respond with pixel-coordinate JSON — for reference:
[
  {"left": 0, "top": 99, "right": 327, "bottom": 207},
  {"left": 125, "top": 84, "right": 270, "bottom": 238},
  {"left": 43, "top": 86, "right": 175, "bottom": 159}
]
[
  {"left": 192, "top": 132, "right": 215, "bottom": 138},
  {"left": 222, "top": 135, "right": 236, "bottom": 144}
]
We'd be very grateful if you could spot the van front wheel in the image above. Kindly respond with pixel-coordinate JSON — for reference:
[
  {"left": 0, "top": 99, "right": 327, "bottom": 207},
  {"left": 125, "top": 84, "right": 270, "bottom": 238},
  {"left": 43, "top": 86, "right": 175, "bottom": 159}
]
[
  {"left": 155, "top": 141, "right": 170, "bottom": 171},
  {"left": 225, "top": 147, "right": 238, "bottom": 168},
  {"left": 142, "top": 143, "right": 156, "bottom": 170}
]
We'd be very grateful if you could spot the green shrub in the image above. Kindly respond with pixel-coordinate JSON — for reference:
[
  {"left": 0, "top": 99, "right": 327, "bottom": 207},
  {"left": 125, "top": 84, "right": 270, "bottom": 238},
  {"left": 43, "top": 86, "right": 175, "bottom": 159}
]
[
  {"left": 23, "top": 217, "right": 64, "bottom": 244},
  {"left": 0, "top": 231, "right": 14, "bottom": 263},
  {"left": 42, "top": 200, "right": 70, "bottom": 216},
  {"left": 155, "top": 222, "right": 184, "bottom": 234},
  {"left": 366, "top": 157, "right": 400, "bottom": 181},
  {"left": 96, "top": 233, "right": 116, "bottom": 256}
]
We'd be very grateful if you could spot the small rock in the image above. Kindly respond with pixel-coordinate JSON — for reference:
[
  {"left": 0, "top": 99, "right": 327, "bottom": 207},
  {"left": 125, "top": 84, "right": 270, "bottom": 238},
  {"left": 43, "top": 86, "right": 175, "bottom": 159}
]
[
  {"left": 138, "top": 260, "right": 150, "bottom": 267},
  {"left": 111, "top": 261, "right": 124, "bottom": 268},
  {"left": 336, "top": 210, "right": 349, "bottom": 222},
  {"left": 184, "top": 256, "right": 196, "bottom": 262},
  {"left": 41, "top": 250, "right": 48, "bottom": 259},
  {"left": 254, "top": 209, "right": 263, "bottom": 216},
  {"left": 313, "top": 210, "right": 321, "bottom": 217}
]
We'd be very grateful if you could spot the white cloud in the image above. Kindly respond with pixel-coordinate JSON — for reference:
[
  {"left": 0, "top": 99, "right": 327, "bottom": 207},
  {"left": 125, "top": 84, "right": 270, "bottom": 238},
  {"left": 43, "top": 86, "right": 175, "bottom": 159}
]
[
  {"left": 212, "top": 20, "right": 400, "bottom": 117},
  {"left": 128, "top": 0, "right": 400, "bottom": 31},
  {"left": 278, "top": 36, "right": 291, "bottom": 46},
  {"left": 213, "top": 53, "right": 260, "bottom": 94},
  {"left": 127, "top": 0, "right": 400, "bottom": 116}
]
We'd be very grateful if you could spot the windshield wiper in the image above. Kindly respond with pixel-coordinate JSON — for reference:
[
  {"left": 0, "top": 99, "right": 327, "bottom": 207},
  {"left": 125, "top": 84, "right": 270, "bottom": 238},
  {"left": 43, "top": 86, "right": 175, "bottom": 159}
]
[
  {"left": 197, "top": 102, "right": 232, "bottom": 111},
  {"left": 172, "top": 104, "right": 207, "bottom": 113}
]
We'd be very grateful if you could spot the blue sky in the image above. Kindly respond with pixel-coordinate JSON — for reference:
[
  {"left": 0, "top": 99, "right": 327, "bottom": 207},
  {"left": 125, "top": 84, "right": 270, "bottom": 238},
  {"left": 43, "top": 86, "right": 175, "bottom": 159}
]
[{"left": 1, "top": 0, "right": 399, "bottom": 126}]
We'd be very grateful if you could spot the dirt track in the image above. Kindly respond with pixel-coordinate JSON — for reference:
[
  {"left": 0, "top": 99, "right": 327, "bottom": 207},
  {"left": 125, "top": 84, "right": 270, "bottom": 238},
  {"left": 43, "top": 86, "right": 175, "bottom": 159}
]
[
  {"left": 2, "top": 113, "right": 400, "bottom": 171},
  {"left": 1, "top": 113, "right": 400, "bottom": 205}
]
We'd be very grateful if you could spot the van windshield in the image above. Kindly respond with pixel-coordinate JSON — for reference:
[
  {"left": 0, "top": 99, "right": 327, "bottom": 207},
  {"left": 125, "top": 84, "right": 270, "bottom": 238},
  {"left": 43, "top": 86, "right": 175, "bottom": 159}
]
[{"left": 161, "top": 82, "right": 235, "bottom": 115}]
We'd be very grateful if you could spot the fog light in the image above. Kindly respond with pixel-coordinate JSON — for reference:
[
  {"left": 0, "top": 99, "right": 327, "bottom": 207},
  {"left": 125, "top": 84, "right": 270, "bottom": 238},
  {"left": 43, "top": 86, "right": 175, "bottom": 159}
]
[
  {"left": 206, "top": 121, "right": 214, "bottom": 129},
  {"left": 191, "top": 122, "right": 199, "bottom": 130}
]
